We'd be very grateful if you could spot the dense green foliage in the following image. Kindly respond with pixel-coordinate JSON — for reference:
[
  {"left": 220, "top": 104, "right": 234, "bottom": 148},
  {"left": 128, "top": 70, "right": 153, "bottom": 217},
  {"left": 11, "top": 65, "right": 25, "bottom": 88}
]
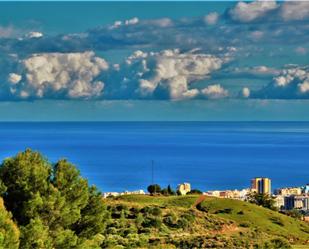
[
  {"left": 0, "top": 198, "right": 19, "bottom": 249},
  {"left": 0, "top": 149, "right": 308, "bottom": 248},
  {"left": 147, "top": 184, "right": 161, "bottom": 195},
  {"left": 0, "top": 149, "right": 107, "bottom": 249},
  {"left": 247, "top": 192, "right": 276, "bottom": 210}
]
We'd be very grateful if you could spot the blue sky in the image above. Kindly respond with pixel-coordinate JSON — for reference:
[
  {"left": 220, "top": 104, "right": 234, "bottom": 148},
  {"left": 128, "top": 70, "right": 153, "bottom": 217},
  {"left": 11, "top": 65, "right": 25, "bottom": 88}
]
[{"left": 1, "top": 1, "right": 309, "bottom": 121}]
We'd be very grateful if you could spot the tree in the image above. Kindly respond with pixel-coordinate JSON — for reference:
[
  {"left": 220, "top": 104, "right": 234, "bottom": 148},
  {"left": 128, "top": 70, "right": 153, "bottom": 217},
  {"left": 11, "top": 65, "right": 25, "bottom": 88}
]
[
  {"left": 0, "top": 198, "right": 20, "bottom": 249},
  {"left": 0, "top": 149, "right": 108, "bottom": 248},
  {"left": 20, "top": 218, "right": 53, "bottom": 249},
  {"left": 187, "top": 189, "right": 203, "bottom": 195},
  {"left": 147, "top": 184, "right": 161, "bottom": 195},
  {"left": 160, "top": 188, "right": 169, "bottom": 196},
  {"left": 0, "top": 149, "right": 51, "bottom": 224},
  {"left": 52, "top": 159, "right": 90, "bottom": 227},
  {"left": 167, "top": 185, "right": 175, "bottom": 195},
  {"left": 247, "top": 192, "right": 276, "bottom": 210},
  {"left": 73, "top": 186, "right": 108, "bottom": 238}
]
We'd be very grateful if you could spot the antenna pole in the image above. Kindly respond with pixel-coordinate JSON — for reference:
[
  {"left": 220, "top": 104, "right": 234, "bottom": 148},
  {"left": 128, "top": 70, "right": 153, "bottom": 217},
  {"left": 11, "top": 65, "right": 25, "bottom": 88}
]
[{"left": 151, "top": 160, "right": 154, "bottom": 185}]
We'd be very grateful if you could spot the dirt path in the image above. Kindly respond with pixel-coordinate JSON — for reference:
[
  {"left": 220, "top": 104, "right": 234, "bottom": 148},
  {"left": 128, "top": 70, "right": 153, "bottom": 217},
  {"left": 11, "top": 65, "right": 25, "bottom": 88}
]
[{"left": 193, "top": 194, "right": 207, "bottom": 207}]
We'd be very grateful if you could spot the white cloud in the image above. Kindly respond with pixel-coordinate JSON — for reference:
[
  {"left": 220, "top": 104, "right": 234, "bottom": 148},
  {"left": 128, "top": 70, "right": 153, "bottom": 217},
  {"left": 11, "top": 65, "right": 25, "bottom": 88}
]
[
  {"left": 25, "top": 31, "right": 43, "bottom": 39},
  {"left": 201, "top": 84, "right": 229, "bottom": 99},
  {"left": 110, "top": 17, "right": 139, "bottom": 29},
  {"left": 228, "top": 1, "right": 278, "bottom": 23},
  {"left": 298, "top": 81, "right": 309, "bottom": 93},
  {"left": 280, "top": 1, "right": 309, "bottom": 21},
  {"left": 242, "top": 87, "right": 250, "bottom": 98},
  {"left": 10, "top": 51, "right": 108, "bottom": 99},
  {"left": 144, "top": 18, "right": 173, "bottom": 28},
  {"left": 251, "top": 65, "right": 309, "bottom": 99},
  {"left": 204, "top": 12, "right": 219, "bottom": 25},
  {"left": 125, "top": 17, "right": 139, "bottom": 26},
  {"left": 8, "top": 73, "right": 22, "bottom": 84},
  {"left": 116, "top": 49, "right": 229, "bottom": 100},
  {"left": 228, "top": 1, "right": 309, "bottom": 23}
]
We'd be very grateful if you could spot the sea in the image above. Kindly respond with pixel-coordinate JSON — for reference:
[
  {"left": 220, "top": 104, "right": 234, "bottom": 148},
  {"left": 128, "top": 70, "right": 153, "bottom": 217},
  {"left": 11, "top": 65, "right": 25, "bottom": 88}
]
[{"left": 0, "top": 122, "right": 308, "bottom": 193}]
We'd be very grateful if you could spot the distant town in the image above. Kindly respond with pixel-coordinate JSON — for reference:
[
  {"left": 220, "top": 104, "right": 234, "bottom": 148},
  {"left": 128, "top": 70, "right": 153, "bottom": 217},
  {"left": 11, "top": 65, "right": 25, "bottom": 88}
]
[{"left": 103, "top": 177, "right": 309, "bottom": 220}]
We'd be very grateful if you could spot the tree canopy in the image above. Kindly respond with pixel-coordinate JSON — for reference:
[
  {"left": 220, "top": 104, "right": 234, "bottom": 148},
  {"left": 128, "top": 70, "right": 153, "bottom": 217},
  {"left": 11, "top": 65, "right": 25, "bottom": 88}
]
[
  {"left": 0, "top": 149, "right": 107, "bottom": 249},
  {"left": 147, "top": 184, "right": 161, "bottom": 195},
  {"left": 247, "top": 192, "right": 276, "bottom": 210}
]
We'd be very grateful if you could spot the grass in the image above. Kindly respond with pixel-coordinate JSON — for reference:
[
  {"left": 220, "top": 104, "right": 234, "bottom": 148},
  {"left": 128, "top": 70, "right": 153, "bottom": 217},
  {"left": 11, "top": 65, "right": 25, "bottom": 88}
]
[
  {"left": 199, "top": 196, "right": 309, "bottom": 243},
  {"left": 105, "top": 194, "right": 309, "bottom": 247},
  {"left": 109, "top": 194, "right": 198, "bottom": 208},
  {"left": 292, "top": 246, "right": 309, "bottom": 249}
]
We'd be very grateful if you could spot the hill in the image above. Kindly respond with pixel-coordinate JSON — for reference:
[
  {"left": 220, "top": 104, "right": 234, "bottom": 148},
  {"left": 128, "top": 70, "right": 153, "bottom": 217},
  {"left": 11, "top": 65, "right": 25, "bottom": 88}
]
[{"left": 103, "top": 194, "right": 309, "bottom": 248}]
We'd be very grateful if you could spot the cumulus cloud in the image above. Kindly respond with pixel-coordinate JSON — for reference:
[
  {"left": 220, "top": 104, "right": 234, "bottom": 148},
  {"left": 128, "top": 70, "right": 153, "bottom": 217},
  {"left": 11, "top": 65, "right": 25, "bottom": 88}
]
[
  {"left": 25, "top": 31, "right": 43, "bottom": 39},
  {"left": 280, "top": 1, "right": 309, "bottom": 21},
  {"left": 204, "top": 12, "right": 219, "bottom": 25},
  {"left": 241, "top": 87, "right": 250, "bottom": 98},
  {"left": 8, "top": 73, "right": 22, "bottom": 84},
  {"left": 2, "top": 49, "right": 231, "bottom": 101},
  {"left": 201, "top": 84, "right": 228, "bottom": 99},
  {"left": 1, "top": 1, "right": 309, "bottom": 102},
  {"left": 104, "top": 49, "right": 230, "bottom": 100},
  {"left": 251, "top": 66, "right": 309, "bottom": 99},
  {"left": 228, "top": 1, "right": 278, "bottom": 23},
  {"left": 228, "top": 1, "right": 309, "bottom": 23},
  {"left": 9, "top": 51, "right": 108, "bottom": 99},
  {"left": 109, "top": 17, "right": 139, "bottom": 29},
  {"left": 1, "top": 1, "right": 308, "bottom": 59}
]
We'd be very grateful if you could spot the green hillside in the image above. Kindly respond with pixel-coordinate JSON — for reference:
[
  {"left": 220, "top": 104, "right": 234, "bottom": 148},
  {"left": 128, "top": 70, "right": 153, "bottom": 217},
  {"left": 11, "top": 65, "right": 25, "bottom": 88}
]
[{"left": 103, "top": 194, "right": 309, "bottom": 248}]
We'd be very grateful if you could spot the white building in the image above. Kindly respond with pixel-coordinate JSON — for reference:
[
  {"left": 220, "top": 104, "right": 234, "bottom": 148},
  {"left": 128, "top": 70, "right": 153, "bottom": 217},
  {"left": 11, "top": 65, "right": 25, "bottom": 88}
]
[{"left": 177, "top": 183, "right": 191, "bottom": 195}]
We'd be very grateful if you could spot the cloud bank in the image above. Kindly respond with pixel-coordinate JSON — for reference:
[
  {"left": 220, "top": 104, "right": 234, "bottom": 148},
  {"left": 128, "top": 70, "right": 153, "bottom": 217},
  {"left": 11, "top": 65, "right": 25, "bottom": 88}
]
[
  {"left": 3, "top": 49, "right": 230, "bottom": 100},
  {"left": 250, "top": 66, "right": 309, "bottom": 99},
  {"left": 0, "top": 1, "right": 309, "bottom": 101},
  {"left": 7, "top": 52, "right": 108, "bottom": 99}
]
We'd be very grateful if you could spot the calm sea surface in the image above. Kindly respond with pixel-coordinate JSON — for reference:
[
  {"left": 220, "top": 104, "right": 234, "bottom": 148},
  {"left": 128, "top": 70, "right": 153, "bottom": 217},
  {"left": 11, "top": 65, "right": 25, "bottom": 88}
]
[{"left": 0, "top": 122, "right": 308, "bottom": 192}]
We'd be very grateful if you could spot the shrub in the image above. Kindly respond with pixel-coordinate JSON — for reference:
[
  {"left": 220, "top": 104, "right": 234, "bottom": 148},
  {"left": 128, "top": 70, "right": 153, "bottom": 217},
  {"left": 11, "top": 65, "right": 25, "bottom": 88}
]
[
  {"left": 215, "top": 208, "right": 233, "bottom": 214},
  {"left": 187, "top": 189, "right": 203, "bottom": 195},
  {"left": 163, "top": 213, "right": 178, "bottom": 228},
  {"left": 147, "top": 184, "right": 161, "bottom": 195},
  {"left": 239, "top": 222, "right": 250, "bottom": 228},
  {"left": 177, "top": 218, "right": 189, "bottom": 230}
]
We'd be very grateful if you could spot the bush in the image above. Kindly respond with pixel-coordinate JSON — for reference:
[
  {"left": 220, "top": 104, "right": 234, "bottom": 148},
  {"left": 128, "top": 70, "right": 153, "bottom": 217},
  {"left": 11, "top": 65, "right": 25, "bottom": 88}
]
[
  {"left": 177, "top": 218, "right": 189, "bottom": 230},
  {"left": 196, "top": 203, "right": 209, "bottom": 213},
  {"left": 215, "top": 208, "right": 233, "bottom": 214},
  {"left": 181, "top": 211, "right": 195, "bottom": 222},
  {"left": 239, "top": 221, "right": 250, "bottom": 228},
  {"left": 263, "top": 238, "right": 291, "bottom": 249},
  {"left": 147, "top": 184, "right": 161, "bottom": 195},
  {"left": 163, "top": 213, "right": 178, "bottom": 228},
  {"left": 187, "top": 189, "right": 203, "bottom": 195}
]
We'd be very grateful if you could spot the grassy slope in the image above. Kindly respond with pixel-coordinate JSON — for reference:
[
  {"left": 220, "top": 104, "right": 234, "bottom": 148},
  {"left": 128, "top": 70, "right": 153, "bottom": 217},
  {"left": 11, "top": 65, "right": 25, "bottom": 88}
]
[
  {"left": 106, "top": 194, "right": 309, "bottom": 247},
  {"left": 200, "top": 196, "right": 309, "bottom": 242}
]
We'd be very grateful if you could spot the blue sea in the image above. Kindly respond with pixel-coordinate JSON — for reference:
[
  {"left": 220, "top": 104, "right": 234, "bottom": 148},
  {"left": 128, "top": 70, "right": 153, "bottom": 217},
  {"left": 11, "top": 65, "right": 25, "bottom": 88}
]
[{"left": 0, "top": 122, "right": 308, "bottom": 192}]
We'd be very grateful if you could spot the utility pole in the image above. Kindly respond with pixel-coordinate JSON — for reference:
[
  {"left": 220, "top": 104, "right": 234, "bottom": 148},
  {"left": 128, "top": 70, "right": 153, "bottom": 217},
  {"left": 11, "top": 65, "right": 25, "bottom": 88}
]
[{"left": 151, "top": 160, "right": 154, "bottom": 185}]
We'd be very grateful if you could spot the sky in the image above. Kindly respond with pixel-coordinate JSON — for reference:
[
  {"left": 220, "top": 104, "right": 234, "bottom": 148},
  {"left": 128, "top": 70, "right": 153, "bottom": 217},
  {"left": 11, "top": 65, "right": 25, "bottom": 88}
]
[{"left": 0, "top": 1, "right": 309, "bottom": 121}]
